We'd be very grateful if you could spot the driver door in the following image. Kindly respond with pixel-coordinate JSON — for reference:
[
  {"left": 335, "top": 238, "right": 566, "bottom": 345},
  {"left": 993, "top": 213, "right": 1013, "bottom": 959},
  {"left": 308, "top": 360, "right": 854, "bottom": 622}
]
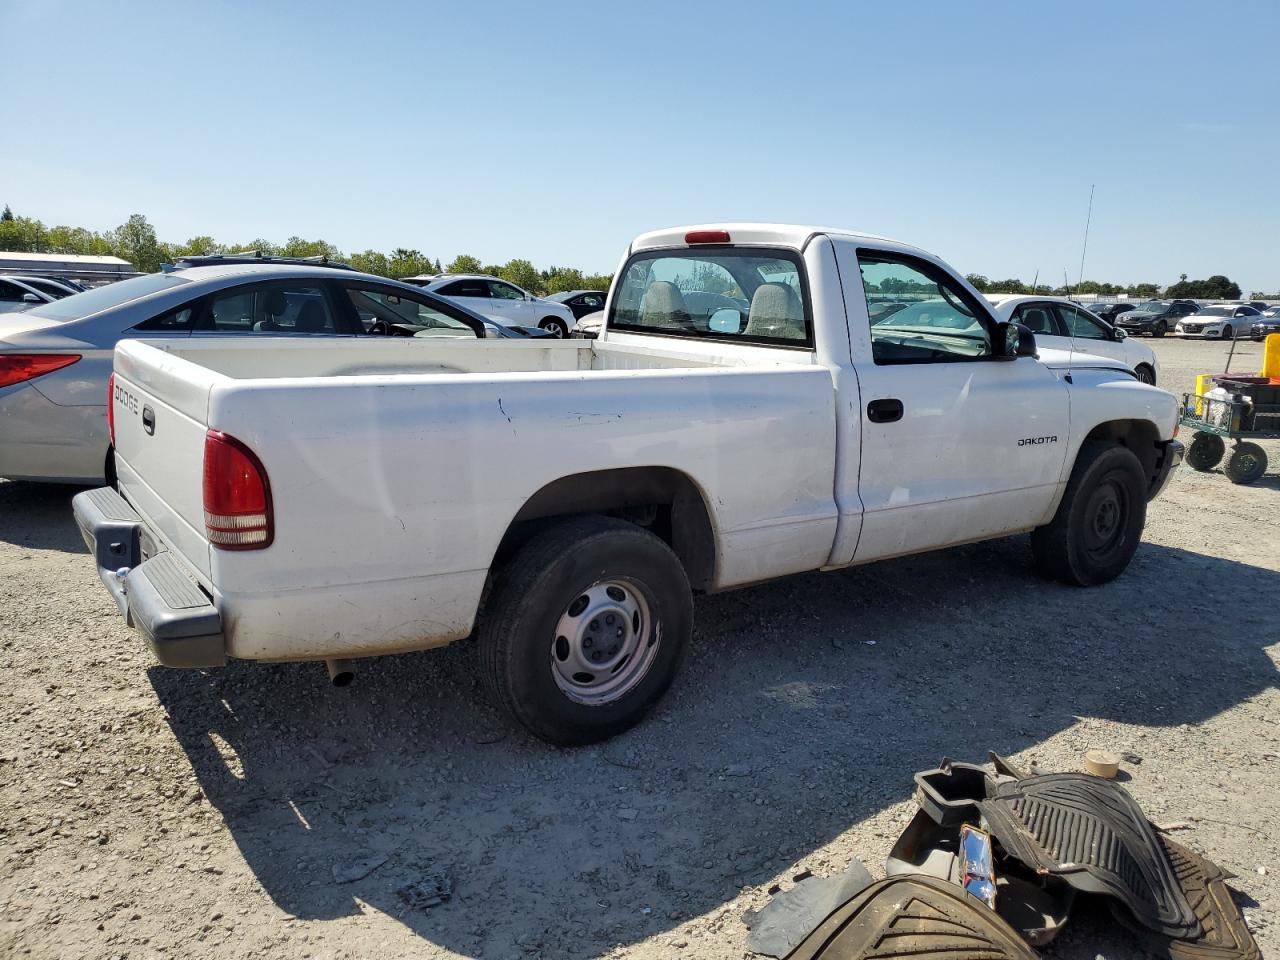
[
  {"left": 1055, "top": 303, "right": 1124, "bottom": 363},
  {"left": 841, "top": 248, "right": 1069, "bottom": 563}
]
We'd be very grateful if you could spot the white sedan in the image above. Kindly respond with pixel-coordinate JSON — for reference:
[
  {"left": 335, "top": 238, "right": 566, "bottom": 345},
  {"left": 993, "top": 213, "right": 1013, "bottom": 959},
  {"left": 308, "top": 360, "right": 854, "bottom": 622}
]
[
  {"left": 399, "top": 274, "right": 578, "bottom": 338},
  {"left": 1175, "top": 305, "right": 1260, "bottom": 340},
  {"left": 987, "top": 294, "right": 1159, "bottom": 384}
]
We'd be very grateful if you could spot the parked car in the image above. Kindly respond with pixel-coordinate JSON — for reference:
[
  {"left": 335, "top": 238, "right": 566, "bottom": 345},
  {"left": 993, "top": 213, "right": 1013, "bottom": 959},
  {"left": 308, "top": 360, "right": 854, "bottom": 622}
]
[
  {"left": 1247, "top": 301, "right": 1270, "bottom": 311},
  {"left": 75, "top": 222, "right": 1181, "bottom": 745},
  {"left": 1091, "top": 303, "right": 1138, "bottom": 323},
  {"left": 1175, "top": 305, "right": 1260, "bottom": 340},
  {"left": 0, "top": 258, "right": 527, "bottom": 484},
  {"left": 1251, "top": 313, "right": 1280, "bottom": 341},
  {"left": 1113, "top": 300, "right": 1198, "bottom": 337},
  {"left": 9, "top": 276, "right": 80, "bottom": 299},
  {"left": 0, "top": 276, "right": 59, "bottom": 314},
  {"left": 987, "top": 295, "right": 1159, "bottom": 384},
  {"left": 400, "top": 274, "right": 578, "bottom": 338},
  {"left": 571, "top": 309, "right": 605, "bottom": 339},
  {"left": 545, "top": 289, "right": 607, "bottom": 321}
]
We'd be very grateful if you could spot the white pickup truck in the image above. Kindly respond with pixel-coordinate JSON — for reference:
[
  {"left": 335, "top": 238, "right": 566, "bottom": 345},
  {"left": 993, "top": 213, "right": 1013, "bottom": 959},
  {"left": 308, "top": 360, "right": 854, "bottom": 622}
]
[{"left": 75, "top": 224, "right": 1183, "bottom": 745}]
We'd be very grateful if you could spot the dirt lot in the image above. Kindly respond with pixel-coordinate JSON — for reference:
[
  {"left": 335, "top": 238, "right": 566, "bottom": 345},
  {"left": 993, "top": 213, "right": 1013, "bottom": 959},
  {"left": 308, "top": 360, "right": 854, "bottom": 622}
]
[{"left": 1, "top": 337, "right": 1277, "bottom": 960}]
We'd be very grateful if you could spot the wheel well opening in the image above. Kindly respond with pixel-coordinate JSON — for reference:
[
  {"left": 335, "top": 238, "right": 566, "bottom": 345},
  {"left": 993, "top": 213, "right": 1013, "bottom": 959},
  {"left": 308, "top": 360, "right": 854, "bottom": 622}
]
[
  {"left": 1082, "top": 419, "right": 1161, "bottom": 485},
  {"left": 496, "top": 467, "right": 716, "bottom": 590}
]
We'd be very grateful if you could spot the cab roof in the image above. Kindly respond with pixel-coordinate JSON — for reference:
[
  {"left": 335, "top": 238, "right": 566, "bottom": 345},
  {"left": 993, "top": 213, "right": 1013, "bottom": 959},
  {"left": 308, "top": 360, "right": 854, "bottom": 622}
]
[{"left": 630, "top": 223, "right": 923, "bottom": 256}]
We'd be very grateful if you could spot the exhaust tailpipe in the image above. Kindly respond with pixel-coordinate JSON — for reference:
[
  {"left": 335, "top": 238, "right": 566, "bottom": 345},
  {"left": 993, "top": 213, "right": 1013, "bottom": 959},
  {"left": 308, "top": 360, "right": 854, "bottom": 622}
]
[{"left": 325, "top": 658, "right": 355, "bottom": 687}]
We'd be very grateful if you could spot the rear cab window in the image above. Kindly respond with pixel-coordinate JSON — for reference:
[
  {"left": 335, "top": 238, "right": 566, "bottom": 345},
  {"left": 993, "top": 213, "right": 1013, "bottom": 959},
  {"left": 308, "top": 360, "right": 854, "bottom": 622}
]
[{"left": 609, "top": 247, "right": 811, "bottom": 347}]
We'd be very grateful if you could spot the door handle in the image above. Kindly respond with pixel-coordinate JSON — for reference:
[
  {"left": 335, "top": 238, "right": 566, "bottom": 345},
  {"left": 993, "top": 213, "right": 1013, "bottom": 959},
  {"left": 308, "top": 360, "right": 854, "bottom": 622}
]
[
  {"left": 142, "top": 405, "right": 155, "bottom": 435},
  {"left": 867, "top": 398, "right": 904, "bottom": 423}
]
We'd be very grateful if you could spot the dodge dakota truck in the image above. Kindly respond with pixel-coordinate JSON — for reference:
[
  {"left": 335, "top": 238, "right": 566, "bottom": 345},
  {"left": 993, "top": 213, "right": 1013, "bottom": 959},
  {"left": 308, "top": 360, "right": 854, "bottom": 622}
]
[{"left": 74, "top": 224, "right": 1184, "bottom": 745}]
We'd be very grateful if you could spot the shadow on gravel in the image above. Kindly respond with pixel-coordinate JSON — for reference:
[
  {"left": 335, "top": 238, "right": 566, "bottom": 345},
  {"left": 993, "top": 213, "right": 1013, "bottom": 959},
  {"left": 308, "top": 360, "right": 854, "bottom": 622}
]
[
  {"left": 150, "top": 538, "right": 1280, "bottom": 959},
  {"left": 0, "top": 480, "right": 89, "bottom": 552}
]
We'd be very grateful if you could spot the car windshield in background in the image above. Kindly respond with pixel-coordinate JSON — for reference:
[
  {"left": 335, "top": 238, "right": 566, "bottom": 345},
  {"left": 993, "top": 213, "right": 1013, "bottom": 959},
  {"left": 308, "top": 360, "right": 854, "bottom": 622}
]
[
  {"left": 1133, "top": 302, "right": 1166, "bottom": 312},
  {"left": 610, "top": 249, "right": 809, "bottom": 345},
  {"left": 1196, "top": 307, "right": 1231, "bottom": 317},
  {"left": 24, "top": 273, "right": 189, "bottom": 322}
]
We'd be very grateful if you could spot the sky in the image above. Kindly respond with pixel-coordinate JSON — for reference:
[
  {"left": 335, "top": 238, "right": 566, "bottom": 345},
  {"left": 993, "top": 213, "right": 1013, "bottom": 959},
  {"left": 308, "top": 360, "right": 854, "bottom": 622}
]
[{"left": 2, "top": 0, "right": 1278, "bottom": 292}]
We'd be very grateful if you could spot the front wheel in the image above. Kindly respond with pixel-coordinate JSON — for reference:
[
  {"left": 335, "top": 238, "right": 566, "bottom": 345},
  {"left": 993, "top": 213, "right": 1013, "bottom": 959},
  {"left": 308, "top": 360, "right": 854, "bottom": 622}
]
[
  {"left": 1134, "top": 364, "right": 1156, "bottom": 385},
  {"left": 1224, "top": 442, "right": 1267, "bottom": 485},
  {"left": 1221, "top": 325, "right": 1234, "bottom": 341},
  {"left": 539, "top": 317, "right": 569, "bottom": 338},
  {"left": 1031, "top": 442, "right": 1147, "bottom": 586},
  {"left": 1187, "top": 432, "right": 1225, "bottom": 471},
  {"left": 1152, "top": 321, "right": 1167, "bottom": 338},
  {"left": 477, "top": 516, "right": 693, "bottom": 745}
]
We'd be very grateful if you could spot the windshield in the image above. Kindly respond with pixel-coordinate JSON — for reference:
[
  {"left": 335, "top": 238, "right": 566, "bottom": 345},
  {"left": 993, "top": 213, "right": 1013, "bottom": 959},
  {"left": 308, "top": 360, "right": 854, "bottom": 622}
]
[
  {"left": 23, "top": 273, "right": 189, "bottom": 322},
  {"left": 1196, "top": 306, "right": 1231, "bottom": 317},
  {"left": 1134, "top": 302, "right": 1165, "bottom": 312},
  {"left": 610, "top": 248, "right": 809, "bottom": 345}
]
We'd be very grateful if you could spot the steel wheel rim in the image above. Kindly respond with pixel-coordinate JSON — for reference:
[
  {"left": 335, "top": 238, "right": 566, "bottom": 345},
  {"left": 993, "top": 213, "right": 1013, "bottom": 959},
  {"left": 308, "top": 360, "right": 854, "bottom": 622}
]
[
  {"left": 545, "top": 323, "right": 565, "bottom": 338},
  {"left": 1083, "top": 478, "right": 1129, "bottom": 561},
  {"left": 551, "top": 580, "right": 657, "bottom": 705}
]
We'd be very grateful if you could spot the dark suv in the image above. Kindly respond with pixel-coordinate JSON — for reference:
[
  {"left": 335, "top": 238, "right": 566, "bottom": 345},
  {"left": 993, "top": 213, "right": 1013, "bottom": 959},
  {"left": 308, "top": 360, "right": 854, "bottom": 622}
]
[{"left": 1115, "top": 300, "right": 1198, "bottom": 337}]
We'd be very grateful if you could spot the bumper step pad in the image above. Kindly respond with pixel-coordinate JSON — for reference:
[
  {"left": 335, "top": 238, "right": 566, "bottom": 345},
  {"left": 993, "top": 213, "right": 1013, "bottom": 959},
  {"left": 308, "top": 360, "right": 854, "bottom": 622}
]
[
  {"left": 784, "top": 875, "right": 1036, "bottom": 960},
  {"left": 977, "top": 773, "right": 1200, "bottom": 939}
]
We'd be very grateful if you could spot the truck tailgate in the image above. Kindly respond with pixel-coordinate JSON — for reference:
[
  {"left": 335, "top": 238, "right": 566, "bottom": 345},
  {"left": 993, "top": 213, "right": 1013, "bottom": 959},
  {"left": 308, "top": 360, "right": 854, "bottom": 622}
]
[{"left": 112, "top": 341, "right": 219, "bottom": 583}]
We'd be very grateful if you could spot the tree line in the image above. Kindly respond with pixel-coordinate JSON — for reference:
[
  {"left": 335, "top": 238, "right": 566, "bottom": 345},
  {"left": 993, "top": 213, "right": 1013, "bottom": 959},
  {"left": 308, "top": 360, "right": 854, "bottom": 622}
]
[
  {"left": 0, "top": 206, "right": 613, "bottom": 296},
  {"left": 2, "top": 204, "right": 1267, "bottom": 300}
]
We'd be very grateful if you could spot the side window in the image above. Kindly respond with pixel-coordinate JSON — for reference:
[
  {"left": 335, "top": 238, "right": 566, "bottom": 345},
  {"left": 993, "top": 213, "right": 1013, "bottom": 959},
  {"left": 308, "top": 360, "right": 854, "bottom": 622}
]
[
  {"left": 487, "top": 281, "right": 525, "bottom": 301},
  {"left": 857, "top": 254, "right": 991, "bottom": 363},
  {"left": 344, "top": 286, "right": 478, "bottom": 338},
  {"left": 200, "top": 285, "right": 337, "bottom": 334},
  {"left": 581, "top": 294, "right": 604, "bottom": 309},
  {"left": 1012, "top": 303, "right": 1056, "bottom": 335},
  {"left": 440, "top": 279, "right": 489, "bottom": 298},
  {"left": 1055, "top": 304, "right": 1108, "bottom": 339},
  {"left": 133, "top": 305, "right": 195, "bottom": 332},
  {"left": 0, "top": 280, "right": 26, "bottom": 302}
]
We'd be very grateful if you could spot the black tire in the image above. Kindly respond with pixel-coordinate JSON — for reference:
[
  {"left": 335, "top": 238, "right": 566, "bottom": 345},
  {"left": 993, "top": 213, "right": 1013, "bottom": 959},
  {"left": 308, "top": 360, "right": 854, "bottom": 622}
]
[
  {"left": 1152, "top": 321, "right": 1167, "bottom": 338},
  {"left": 1031, "top": 442, "right": 1148, "bottom": 586},
  {"left": 539, "top": 317, "right": 569, "bottom": 338},
  {"left": 477, "top": 516, "right": 692, "bottom": 745},
  {"left": 1224, "top": 442, "right": 1267, "bottom": 485},
  {"left": 1186, "top": 432, "right": 1225, "bottom": 471},
  {"left": 1134, "top": 364, "right": 1156, "bottom": 385},
  {"left": 1220, "top": 325, "right": 1233, "bottom": 341}
]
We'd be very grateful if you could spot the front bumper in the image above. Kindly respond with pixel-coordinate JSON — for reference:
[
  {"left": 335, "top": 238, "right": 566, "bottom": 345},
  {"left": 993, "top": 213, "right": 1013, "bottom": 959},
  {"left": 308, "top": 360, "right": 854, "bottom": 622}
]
[
  {"left": 1149, "top": 438, "right": 1184, "bottom": 501},
  {"left": 72, "top": 486, "right": 225, "bottom": 668}
]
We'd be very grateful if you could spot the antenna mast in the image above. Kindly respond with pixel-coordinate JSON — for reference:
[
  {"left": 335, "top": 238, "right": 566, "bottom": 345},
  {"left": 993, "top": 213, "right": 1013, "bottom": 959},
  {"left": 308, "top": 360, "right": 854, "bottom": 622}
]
[{"left": 1078, "top": 184, "right": 1095, "bottom": 286}]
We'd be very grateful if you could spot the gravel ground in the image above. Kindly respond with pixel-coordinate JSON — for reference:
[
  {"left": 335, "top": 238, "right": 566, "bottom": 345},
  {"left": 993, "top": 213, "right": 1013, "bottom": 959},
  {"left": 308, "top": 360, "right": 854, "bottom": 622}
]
[{"left": 2, "top": 337, "right": 1277, "bottom": 960}]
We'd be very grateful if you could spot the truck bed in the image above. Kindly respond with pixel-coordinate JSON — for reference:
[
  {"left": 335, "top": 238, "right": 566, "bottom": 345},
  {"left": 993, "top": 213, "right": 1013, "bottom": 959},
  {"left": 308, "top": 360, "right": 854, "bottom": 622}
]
[{"left": 111, "top": 335, "right": 838, "bottom": 662}]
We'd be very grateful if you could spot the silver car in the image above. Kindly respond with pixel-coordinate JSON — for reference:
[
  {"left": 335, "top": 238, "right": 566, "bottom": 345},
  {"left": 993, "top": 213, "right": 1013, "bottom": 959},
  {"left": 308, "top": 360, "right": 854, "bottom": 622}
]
[{"left": 0, "top": 259, "right": 538, "bottom": 483}]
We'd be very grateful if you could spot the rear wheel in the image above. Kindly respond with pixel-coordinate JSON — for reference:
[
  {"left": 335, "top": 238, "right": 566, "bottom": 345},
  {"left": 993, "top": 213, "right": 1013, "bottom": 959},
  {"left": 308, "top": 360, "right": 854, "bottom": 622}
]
[
  {"left": 1152, "top": 321, "right": 1167, "bottom": 338},
  {"left": 478, "top": 516, "right": 692, "bottom": 745},
  {"left": 539, "top": 317, "right": 569, "bottom": 338},
  {"left": 1186, "top": 432, "right": 1225, "bottom": 471},
  {"left": 1221, "top": 325, "right": 1234, "bottom": 340},
  {"left": 1031, "top": 442, "right": 1147, "bottom": 586},
  {"left": 1134, "top": 364, "right": 1156, "bottom": 385},
  {"left": 1224, "top": 442, "right": 1267, "bottom": 485}
]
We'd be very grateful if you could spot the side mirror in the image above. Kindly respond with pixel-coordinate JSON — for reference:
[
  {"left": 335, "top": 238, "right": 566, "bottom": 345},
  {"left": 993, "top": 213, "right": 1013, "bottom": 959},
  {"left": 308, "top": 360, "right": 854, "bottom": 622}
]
[
  {"left": 22, "top": 292, "right": 41, "bottom": 303},
  {"left": 995, "top": 321, "right": 1037, "bottom": 360},
  {"left": 709, "top": 307, "right": 743, "bottom": 334},
  {"left": 1114, "top": 327, "right": 1128, "bottom": 340}
]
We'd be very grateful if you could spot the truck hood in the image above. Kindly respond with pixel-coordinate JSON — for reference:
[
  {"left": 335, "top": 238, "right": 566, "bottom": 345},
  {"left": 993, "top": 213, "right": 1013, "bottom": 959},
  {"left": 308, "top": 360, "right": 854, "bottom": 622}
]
[{"left": 1035, "top": 345, "right": 1133, "bottom": 376}]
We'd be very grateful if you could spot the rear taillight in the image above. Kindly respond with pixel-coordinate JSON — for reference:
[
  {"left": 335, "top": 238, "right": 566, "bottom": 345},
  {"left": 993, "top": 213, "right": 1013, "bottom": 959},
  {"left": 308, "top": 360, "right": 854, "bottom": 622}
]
[
  {"left": 0, "top": 354, "right": 80, "bottom": 390},
  {"left": 202, "top": 430, "right": 273, "bottom": 550},
  {"left": 107, "top": 373, "right": 116, "bottom": 446}
]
